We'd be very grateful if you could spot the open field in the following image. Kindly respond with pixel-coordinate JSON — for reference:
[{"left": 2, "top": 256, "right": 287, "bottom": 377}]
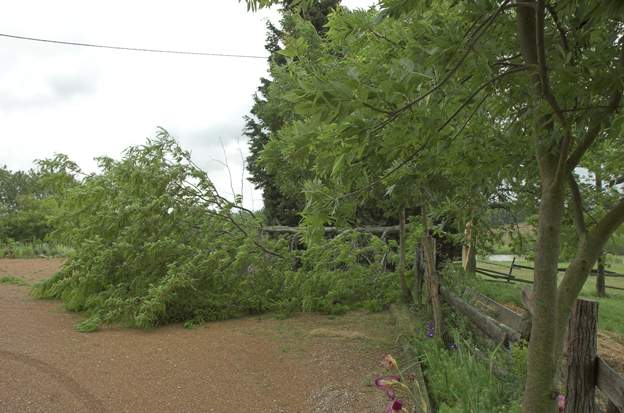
[
  {"left": 476, "top": 257, "right": 624, "bottom": 336},
  {"left": 0, "top": 258, "right": 395, "bottom": 413}
]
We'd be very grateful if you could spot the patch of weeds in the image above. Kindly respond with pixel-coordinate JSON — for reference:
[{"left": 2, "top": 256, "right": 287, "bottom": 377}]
[
  {"left": 74, "top": 316, "right": 101, "bottom": 333},
  {"left": 406, "top": 330, "right": 523, "bottom": 413},
  {"left": 0, "top": 275, "right": 28, "bottom": 286},
  {"left": 183, "top": 318, "right": 204, "bottom": 330}
]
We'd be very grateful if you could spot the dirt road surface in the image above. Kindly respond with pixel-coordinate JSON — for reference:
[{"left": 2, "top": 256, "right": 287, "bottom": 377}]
[{"left": 0, "top": 259, "right": 393, "bottom": 413}]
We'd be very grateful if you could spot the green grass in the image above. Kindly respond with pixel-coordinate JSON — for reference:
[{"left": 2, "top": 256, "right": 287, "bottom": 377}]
[
  {"left": 0, "top": 275, "right": 29, "bottom": 286},
  {"left": 473, "top": 258, "right": 624, "bottom": 337},
  {"left": 0, "top": 240, "right": 71, "bottom": 258},
  {"left": 393, "top": 303, "right": 524, "bottom": 413}
]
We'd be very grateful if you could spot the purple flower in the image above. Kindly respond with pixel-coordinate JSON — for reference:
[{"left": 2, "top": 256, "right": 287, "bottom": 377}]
[
  {"left": 387, "top": 399, "right": 404, "bottom": 412},
  {"left": 425, "top": 320, "right": 435, "bottom": 337}
]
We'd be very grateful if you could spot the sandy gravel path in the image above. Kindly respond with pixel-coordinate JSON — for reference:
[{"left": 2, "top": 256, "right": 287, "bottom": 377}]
[{"left": 0, "top": 259, "right": 392, "bottom": 413}]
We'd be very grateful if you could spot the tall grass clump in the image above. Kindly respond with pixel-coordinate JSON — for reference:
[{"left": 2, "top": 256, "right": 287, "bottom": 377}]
[{"left": 406, "top": 325, "right": 524, "bottom": 412}]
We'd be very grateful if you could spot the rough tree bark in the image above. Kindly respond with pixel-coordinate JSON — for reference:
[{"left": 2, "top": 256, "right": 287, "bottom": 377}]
[{"left": 564, "top": 299, "right": 598, "bottom": 413}]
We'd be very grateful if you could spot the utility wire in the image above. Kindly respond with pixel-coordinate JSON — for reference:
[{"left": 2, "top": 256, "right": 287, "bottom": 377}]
[{"left": 0, "top": 32, "right": 269, "bottom": 59}]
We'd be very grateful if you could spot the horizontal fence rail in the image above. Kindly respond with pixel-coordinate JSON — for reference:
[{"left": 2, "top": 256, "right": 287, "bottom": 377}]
[
  {"left": 597, "top": 357, "right": 624, "bottom": 412},
  {"left": 439, "top": 286, "right": 624, "bottom": 411},
  {"left": 475, "top": 258, "right": 624, "bottom": 291}
]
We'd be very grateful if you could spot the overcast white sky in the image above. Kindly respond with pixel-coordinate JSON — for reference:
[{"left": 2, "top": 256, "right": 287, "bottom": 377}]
[{"left": 0, "top": 0, "right": 376, "bottom": 210}]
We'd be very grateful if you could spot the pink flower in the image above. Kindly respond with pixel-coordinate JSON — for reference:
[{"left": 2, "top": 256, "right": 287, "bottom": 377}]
[
  {"left": 387, "top": 399, "right": 404, "bottom": 412},
  {"left": 374, "top": 375, "right": 401, "bottom": 400},
  {"left": 558, "top": 394, "right": 565, "bottom": 412},
  {"left": 381, "top": 354, "right": 398, "bottom": 370}
]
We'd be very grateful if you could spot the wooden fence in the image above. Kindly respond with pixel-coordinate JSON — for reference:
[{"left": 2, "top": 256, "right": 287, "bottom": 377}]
[
  {"left": 440, "top": 287, "right": 624, "bottom": 412},
  {"left": 475, "top": 258, "right": 624, "bottom": 292}
]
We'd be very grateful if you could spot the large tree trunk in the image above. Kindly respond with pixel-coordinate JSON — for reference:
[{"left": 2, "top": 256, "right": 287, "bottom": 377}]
[
  {"left": 515, "top": 1, "right": 624, "bottom": 410},
  {"left": 516, "top": 2, "right": 568, "bottom": 410},
  {"left": 523, "top": 185, "right": 566, "bottom": 413}
]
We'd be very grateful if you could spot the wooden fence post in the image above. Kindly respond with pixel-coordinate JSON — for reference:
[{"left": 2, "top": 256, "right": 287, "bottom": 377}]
[
  {"left": 413, "top": 245, "right": 424, "bottom": 306},
  {"left": 423, "top": 235, "right": 443, "bottom": 338},
  {"left": 507, "top": 257, "right": 516, "bottom": 282},
  {"left": 398, "top": 208, "right": 412, "bottom": 303},
  {"left": 462, "top": 220, "right": 476, "bottom": 273},
  {"left": 564, "top": 299, "right": 598, "bottom": 413}
]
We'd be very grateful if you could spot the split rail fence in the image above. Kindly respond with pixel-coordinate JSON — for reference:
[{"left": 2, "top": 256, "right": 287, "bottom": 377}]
[
  {"left": 262, "top": 225, "right": 623, "bottom": 410},
  {"left": 440, "top": 286, "right": 624, "bottom": 412},
  {"left": 475, "top": 257, "right": 624, "bottom": 292}
]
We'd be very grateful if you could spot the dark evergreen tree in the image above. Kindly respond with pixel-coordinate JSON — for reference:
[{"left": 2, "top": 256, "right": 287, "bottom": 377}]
[{"left": 245, "top": 1, "right": 339, "bottom": 225}]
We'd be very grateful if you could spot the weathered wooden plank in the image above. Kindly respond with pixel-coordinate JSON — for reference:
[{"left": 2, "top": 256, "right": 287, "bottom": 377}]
[
  {"left": 597, "top": 357, "right": 624, "bottom": 411},
  {"left": 439, "top": 286, "right": 521, "bottom": 346},
  {"left": 467, "top": 288, "right": 531, "bottom": 339}
]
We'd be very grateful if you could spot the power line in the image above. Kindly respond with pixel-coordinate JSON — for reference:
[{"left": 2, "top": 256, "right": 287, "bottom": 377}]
[{"left": 0, "top": 32, "right": 269, "bottom": 59}]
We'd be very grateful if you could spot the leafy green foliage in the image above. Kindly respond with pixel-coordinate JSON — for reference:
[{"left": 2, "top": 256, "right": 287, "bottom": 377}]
[
  {"left": 0, "top": 155, "right": 80, "bottom": 243},
  {"left": 280, "top": 231, "right": 400, "bottom": 314},
  {"left": 31, "top": 131, "right": 400, "bottom": 330}
]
